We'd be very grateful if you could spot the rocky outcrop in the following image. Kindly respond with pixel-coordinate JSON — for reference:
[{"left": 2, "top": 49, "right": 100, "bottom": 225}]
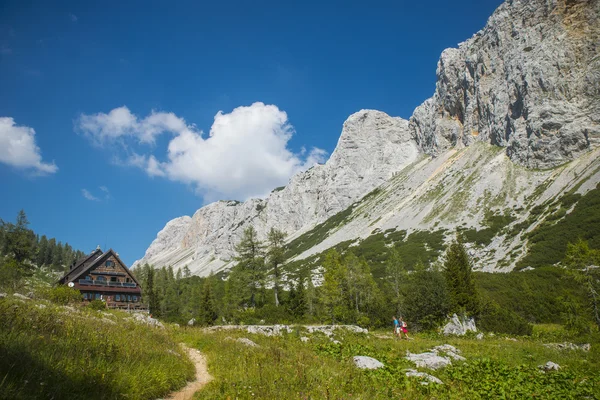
[
  {"left": 442, "top": 314, "right": 478, "bottom": 336},
  {"left": 135, "top": 0, "right": 600, "bottom": 276},
  {"left": 134, "top": 111, "right": 418, "bottom": 275},
  {"left": 410, "top": 0, "right": 600, "bottom": 169}
]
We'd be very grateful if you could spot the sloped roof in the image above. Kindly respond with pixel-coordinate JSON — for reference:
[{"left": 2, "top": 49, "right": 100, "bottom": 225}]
[
  {"left": 58, "top": 248, "right": 103, "bottom": 284},
  {"left": 59, "top": 249, "right": 141, "bottom": 288}
]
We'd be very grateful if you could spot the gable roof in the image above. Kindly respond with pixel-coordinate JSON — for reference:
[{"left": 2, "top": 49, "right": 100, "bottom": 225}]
[
  {"left": 59, "top": 248, "right": 141, "bottom": 288},
  {"left": 58, "top": 248, "right": 103, "bottom": 284}
]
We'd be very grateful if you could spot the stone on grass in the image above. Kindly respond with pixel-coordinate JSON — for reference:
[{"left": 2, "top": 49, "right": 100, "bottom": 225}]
[
  {"left": 405, "top": 369, "right": 444, "bottom": 385},
  {"left": 188, "top": 318, "right": 196, "bottom": 326},
  {"left": 406, "top": 351, "right": 451, "bottom": 370},
  {"left": 13, "top": 293, "right": 30, "bottom": 301},
  {"left": 543, "top": 342, "right": 591, "bottom": 352},
  {"left": 0, "top": 293, "right": 6, "bottom": 298},
  {"left": 236, "top": 338, "right": 259, "bottom": 347},
  {"left": 442, "top": 314, "right": 477, "bottom": 336},
  {"left": 539, "top": 361, "right": 560, "bottom": 372},
  {"left": 300, "top": 336, "right": 309, "bottom": 343},
  {"left": 353, "top": 356, "right": 384, "bottom": 370},
  {"left": 476, "top": 333, "right": 484, "bottom": 340}
]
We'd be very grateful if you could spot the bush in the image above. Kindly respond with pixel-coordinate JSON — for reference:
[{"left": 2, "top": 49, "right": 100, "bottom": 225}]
[
  {"left": 478, "top": 299, "right": 533, "bottom": 336},
  {"left": 87, "top": 299, "right": 106, "bottom": 311},
  {"left": 46, "top": 286, "right": 82, "bottom": 305}
]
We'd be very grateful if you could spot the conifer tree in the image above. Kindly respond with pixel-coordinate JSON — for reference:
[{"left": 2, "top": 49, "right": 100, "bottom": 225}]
[
  {"left": 145, "top": 265, "right": 160, "bottom": 316},
  {"left": 319, "top": 249, "right": 348, "bottom": 323},
  {"left": 386, "top": 248, "right": 406, "bottom": 316},
  {"left": 563, "top": 239, "right": 600, "bottom": 328},
  {"left": 443, "top": 237, "right": 480, "bottom": 316},
  {"left": 266, "top": 227, "right": 286, "bottom": 307},
  {"left": 199, "top": 275, "right": 218, "bottom": 325},
  {"left": 234, "top": 226, "right": 265, "bottom": 307}
]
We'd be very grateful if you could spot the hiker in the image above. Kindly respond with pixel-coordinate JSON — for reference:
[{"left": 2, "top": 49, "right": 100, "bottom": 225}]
[
  {"left": 393, "top": 316, "right": 400, "bottom": 338},
  {"left": 399, "top": 317, "right": 410, "bottom": 340}
]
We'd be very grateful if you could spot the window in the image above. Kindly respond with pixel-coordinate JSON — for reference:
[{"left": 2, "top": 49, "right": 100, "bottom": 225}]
[
  {"left": 127, "top": 295, "right": 132, "bottom": 302},
  {"left": 133, "top": 296, "right": 138, "bottom": 302},
  {"left": 110, "top": 277, "right": 117, "bottom": 282},
  {"left": 105, "top": 260, "right": 114, "bottom": 268},
  {"left": 85, "top": 275, "right": 91, "bottom": 281},
  {"left": 83, "top": 293, "right": 88, "bottom": 300},
  {"left": 96, "top": 276, "right": 106, "bottom": 281},
  {"left": 115, "top": 295, "right": 120, "bottom": 301},
  {"left": 95, "top": 293, "right": 101, "bottom": 300}
]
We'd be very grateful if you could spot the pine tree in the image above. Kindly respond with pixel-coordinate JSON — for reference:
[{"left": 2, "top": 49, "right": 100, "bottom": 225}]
[
  {"left": 563, "top": 239, "right": 600, "bottom": 328},
  {"left": 319, "top": 249, "right": 348, "bottom": 323},
  {"left": 386, "top": 248, "right": 406, "bottom": 316},
  {"left": 145, "top": 265, "right": 160, "bottom": 316},
  {"left": 36, "top": 235, "right": 48, "bottom": 266},
  {"left": 199, "top": 275, "right": 218, "bottom": 325},
  {"left": 266, "top": 227, "right": 286, "bottom": 307},
  {"left": 443, "top": 237, "right": 480, "bottom": 316},
  {"left": 234, "top": 226, "right": 265, "bottom": 307},
  {"left": 5, "top": 210, "right": 35, "bottom": 264}
]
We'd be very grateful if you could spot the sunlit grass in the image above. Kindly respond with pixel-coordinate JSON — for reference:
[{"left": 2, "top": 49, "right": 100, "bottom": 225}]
[
  {"left": 177, "top": 326, "right": 600, "bottom": 399},
  {"left": 0, "top": 296, "right": 194, "bottom": 400}
]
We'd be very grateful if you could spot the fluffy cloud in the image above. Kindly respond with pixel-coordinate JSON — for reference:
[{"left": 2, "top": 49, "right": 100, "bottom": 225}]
[
  {"left": 77, "top": 103, "right": 327, "bottom": 200},
  {"left": 0, "top": 117, "right": 58, "bottom": 174}
]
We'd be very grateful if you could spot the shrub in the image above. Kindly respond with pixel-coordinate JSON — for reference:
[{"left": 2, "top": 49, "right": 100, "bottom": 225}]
[
  {"left": 478, "top": 299, "right": 533, "bottom": 336},
  {"left": 87, "top": 299, "right": 106, "bottom": 311},
  {"left": 46, "top": 286, "right": 82, "bottom": 305}
]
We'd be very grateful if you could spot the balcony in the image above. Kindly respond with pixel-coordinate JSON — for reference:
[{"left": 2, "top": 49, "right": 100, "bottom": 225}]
[{"left": 78, "top": 279, "right": 136, "bottom": 288}]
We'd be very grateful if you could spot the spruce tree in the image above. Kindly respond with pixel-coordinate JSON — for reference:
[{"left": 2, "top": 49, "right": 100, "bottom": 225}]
[
  {"left": 266, "top": 227, "right": 286, "bottom": 307},
  {"left": 234, "top": 226, "right": 265, "bottom": 307},
  {"left": 443, "top": 237, "right": 480, "bottom": 316},
  {"left": 199, "top": 275, "right": 218, "bottom": 325},
  {"left": 386, "top": 248, "right": 406, "bottom": 316},
  {"left": 319, "top": 249, "right": 348, "bottom": 323},
  {"left": 145, "top": 265, "right": 160, "bottom": 316}
]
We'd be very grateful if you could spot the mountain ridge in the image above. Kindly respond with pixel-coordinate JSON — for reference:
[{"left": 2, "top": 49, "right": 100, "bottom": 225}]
[{"left": 134, "top": 0, "right": 600, "bottom": 275}]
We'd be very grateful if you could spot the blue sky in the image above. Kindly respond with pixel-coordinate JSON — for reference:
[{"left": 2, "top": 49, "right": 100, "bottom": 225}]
[{"left": 0, "top": 0, "right": 502, "bottom": 266}]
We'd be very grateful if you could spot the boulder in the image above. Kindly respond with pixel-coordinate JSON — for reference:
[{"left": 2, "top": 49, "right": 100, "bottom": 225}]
[
  {"left": 300, "top": 336, "right": 309, "bottom": 343},
  {"left": 405, "top": 369, "right": 444, "bottom": 385},
  {"left": 13, "top": 293, "right": 30, "bottom": 301},
  {"left": 442, "top": 314, "right": 477, "bottom": 336},
  {"left": 188, "top": 318, "right": 196, "bottom": 326},
  {"left": 353, "top": 356, "right": 384, "bottom": 370},
  {"left": 406, "top": 351, "right": 451, "bottom": 370},
  {"left": 539, "top": 361, "right": 560, "bottom": 372},
  {"left": 236, "top": 338, "right": 259, "bottom": 347}
]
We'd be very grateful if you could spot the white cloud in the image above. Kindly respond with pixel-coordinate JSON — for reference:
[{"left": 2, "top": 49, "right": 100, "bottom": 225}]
[
  {"left": 99, "top": 186, "right": 111, "bottom": 199},
  {"left": 82, "top": 189, "right": 99, "bottom": 201},
  {"left": 0, "top": 117, "right": 58, "bottom": 174},
  {"left": 78, "top": 102, "right": 327, "bottom": 200}
]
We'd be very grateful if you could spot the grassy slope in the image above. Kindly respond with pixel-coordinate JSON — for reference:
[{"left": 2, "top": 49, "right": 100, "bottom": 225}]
[
  {"left": 0, "top": 296, "right": 194, "bottom": 400},
  {"left": 178, "top": 326, "right": 600, "bottom": 399}
]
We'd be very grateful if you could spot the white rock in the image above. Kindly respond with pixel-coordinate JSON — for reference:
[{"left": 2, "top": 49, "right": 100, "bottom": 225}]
[
  {"left": 353, "top": 356, "right": 384, "bottom": 370},
  {"left": 543, "top": 342, "right": 591, "bottom": 352},
  {"left": 406, "top": 351, "right": 452, "bottom": 370},
  {"left": 300, "top": 336, "right": 309, "bottom": 343},
  {"left": 539, "top": 361, "right": 560, "bottom": 372},
  {"left": 13, "top": 293, "right": 30, "bottom": 301},
  {"left": 476, "top": 333, "right": 484, "bottom": 340},
  {"left": 442, "top": 314, "right": 477, "bottom": 336},
  {"left": 188, "top": 318, "right": 196, "bottom": 326},
  {"left": 405, "top": 369, "right": 444, "bottom": 385},
  {"left": 236, "top": 338, "right": 259, "bottom": 347}
]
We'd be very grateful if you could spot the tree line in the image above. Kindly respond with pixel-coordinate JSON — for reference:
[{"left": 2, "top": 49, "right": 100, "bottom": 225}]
[
  {"left": 133, "top": 226, "right": 503, "bottom": 332},
  {"left": 0, "top": 210, "right": 86, "bottom": 289}
]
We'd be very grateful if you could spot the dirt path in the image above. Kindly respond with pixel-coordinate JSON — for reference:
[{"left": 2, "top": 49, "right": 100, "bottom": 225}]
[{"left": 165, "top": 344, "right": 213, "bottom": 400}]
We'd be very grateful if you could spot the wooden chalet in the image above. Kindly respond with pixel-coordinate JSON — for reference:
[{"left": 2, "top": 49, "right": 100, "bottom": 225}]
[{"left": 58, "top": 247, "right": 146, "bottom": 311}]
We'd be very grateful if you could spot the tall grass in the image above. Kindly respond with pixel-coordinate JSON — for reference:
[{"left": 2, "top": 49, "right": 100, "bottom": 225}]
[
  {"left": 177, "top": 327, "right": 600, "bottom": 399},
  {"left": 0, "top": 296, "right": 194, "bottom": 400}
]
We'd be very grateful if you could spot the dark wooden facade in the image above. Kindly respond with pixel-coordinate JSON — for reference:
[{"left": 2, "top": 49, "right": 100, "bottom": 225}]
[{"left": 58, "top": 248, "right": 146, "bottom": 311}]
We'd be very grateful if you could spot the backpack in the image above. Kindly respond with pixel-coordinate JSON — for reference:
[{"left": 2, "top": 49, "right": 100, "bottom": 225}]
[{"left": 402, "top": 321, "right": 407, "bottom": 328}]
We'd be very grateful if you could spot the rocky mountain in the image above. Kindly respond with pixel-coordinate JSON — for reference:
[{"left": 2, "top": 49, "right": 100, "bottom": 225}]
[{"left": 134, "top": 0, "right": 600, "bottom": 276}]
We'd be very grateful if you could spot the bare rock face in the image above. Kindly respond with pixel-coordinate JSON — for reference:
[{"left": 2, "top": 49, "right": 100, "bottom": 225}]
[
  {"left": 134, "top": 0, "right": 600, "bottom": 276},
  {"left": 133, "top": 111, "right": 418, "bottom": 275},
  {"left": 410, "top": 0, "right": 600, "bottom": 168}
]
